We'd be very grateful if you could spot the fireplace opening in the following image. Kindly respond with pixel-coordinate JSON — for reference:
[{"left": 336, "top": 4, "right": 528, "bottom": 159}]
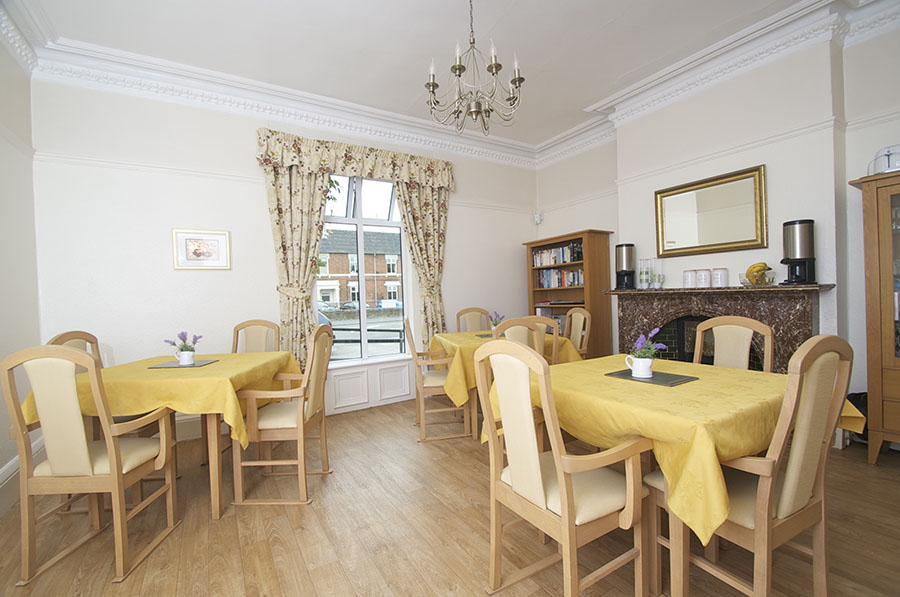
[{"left": 655, "top": 316, "right": 764, "bottom": 371}]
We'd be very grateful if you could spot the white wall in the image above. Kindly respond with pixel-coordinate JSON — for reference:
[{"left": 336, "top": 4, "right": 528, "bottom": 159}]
[
  {"left": 28, "top": 80, "right": 536, "bottom": 417},
  {"left": 0, "top": 41, "right": 40, "bottom": 501}
]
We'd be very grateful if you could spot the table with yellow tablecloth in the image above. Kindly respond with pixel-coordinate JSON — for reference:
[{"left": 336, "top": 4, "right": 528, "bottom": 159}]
[
  {"left": 493, "top": 354, "right": 865, "bottom": 544},
  {"left": 22, "top": 351, "right": 301, "bottom": 518}
]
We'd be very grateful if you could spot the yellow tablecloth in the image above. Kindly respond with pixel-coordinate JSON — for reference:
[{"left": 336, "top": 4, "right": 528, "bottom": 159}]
[
  {"left": 22, "top": 352, "right": 301, "bottom": 448},
  {"left": 430, "top": 331, "right": 583, "bottom": 406},
  {"left": 492, "top": 355, "right": 865, "bottom": 544}
]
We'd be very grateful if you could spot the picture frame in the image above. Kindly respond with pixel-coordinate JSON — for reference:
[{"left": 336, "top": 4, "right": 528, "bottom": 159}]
[{"left": 172, "top": 229, "right": 231, "bottom": 270}]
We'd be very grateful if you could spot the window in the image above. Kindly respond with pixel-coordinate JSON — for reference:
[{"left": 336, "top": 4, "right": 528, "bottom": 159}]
[
  {"left": 318, "top": 175, "right": 406, "bottom": 360},
  {"left": 318, "top": 254, "right": 329, "bottom": 275}
]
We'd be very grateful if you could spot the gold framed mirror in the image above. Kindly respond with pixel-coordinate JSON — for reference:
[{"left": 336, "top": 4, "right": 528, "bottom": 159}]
[{"left": 655, "top": 165, "right": 767, "bottom": 258}]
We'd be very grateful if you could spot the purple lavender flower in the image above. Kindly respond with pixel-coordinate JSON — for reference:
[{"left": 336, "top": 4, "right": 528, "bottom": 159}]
[
  {"left": 164, "top": 339, "right": 176, "bottom": 346},
  {"left": 654, "top": 342, "right": 667, "bottom": 350},
  {"left": 177, "top": 331, "right": 188, "bottom": 342},
  {"left": 648, "top": 327, "right": 660, "bottom": 338},
  {"left": 192, "top": 334, "right": 202, "bottom": 344},
  {"left": 634, "top": 334, "right": 647, "bottom": 350}
]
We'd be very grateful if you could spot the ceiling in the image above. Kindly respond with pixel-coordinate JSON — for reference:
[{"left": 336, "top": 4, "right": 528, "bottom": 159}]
[{"left": 0, "top": 0, "right": 864, "bottom": 148}]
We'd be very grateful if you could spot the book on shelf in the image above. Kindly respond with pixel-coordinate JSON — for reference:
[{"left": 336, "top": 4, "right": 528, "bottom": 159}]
[
  {"left": 531, "top": 241, "right": 584, "bottom": 267},
  {"left": 536, "top": 267, "right": 583, "bottom": 289}
]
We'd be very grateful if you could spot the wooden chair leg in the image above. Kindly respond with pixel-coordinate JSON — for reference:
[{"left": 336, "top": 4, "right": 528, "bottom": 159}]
[
  {"left": 88, "top": 493, "right": 103, "bottom": 531},
  {"left": 19, "top": 494, "right": 35, "bottom": 584},
  {"left": 704, "top": 535, "right": 719, "bottom": 563},
  {"left": 165, "top": 453, "right": 177, "bottom": 528},
  {"left": 261, "top": 442, "right": 273, "bottom": 474},
  {"left": 812, "top": 517, "right": 827, "bottom": 597},
  {"left": 635, "top": 518, "right": 649, "bottom": 597},
  {"left": 561, "top": 528, "right": 579, "bottom": 597},
  {"left": 200, "top": 419, "right": 209, "bottom": 465},
  {"left": 319, "top": 416, "right": 330, "bottom": 472},
  {"left": 297, "top": 431, "right": 309, "bottom": 503},
  {"left": 669, "top": 511, "right": 690, "bottom": 597},
  {"left": 647, "top": 493, "right": 662, "bottom": 597},
  {"left": 418, "top": 393, "right": 427, "bottom": 442},
  {"left": 752, "top": 545, "right": 773, "bottom": 597},
  {"left": 110, "top": 487, "right": 129, "bottom": 581},
  {"left": 232, "top": 439, "right": 244, "bottom": 504},
  {"left": 488, "top": 495, "right": 503, "bottom": 591}
]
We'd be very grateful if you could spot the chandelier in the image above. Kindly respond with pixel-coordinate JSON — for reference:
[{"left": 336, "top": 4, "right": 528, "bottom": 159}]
[{"left": 425, "top": 0, "right": 524, "bottom": 135}]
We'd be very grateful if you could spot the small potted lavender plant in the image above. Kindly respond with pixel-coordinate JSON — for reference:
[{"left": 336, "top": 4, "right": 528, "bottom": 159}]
[
  {"left": 165, "top": 331, "right": 202, "bottom": 366},
  {"left": 625, "top": 327, "right": 666, "bottom": 378}
]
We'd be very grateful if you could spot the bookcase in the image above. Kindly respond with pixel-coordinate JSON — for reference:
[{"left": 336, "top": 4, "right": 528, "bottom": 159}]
[{"left": 524, "top": 229, "right": 612, "bottom": 359}]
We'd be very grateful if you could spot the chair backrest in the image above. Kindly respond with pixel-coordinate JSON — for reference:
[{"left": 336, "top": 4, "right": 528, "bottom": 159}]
[
  {"left": 1, "top": 345, "right": 116, "bottom": 477},
  {"left": 493, "top": 318, "right": 544, "bottom": 351},
  {"left": 47, "top": 330, "right": 103, "bottom": 371},
  {"left": 303, "top": 325, "right": 333, "bottom": 421},
  {"left": 766, "top": 335, "right": 852, "bottom": 519},
  {"left": 564, "top": 307, "right": 591, "bottom": 356},
  {"left": 233, "top": 319, "right": 281, "bottom": 353},
  {"left": 528, "top": 315, "right": 560, "bottom": 365},
  {"left": 693, "top": 315, "right": 774, "bottom": 373},
  {"left": 474, "top": 339, "right": 566, "bottom": 511},
  {"left": 456, "top": 307, "right": 490, "bottom": 332}
]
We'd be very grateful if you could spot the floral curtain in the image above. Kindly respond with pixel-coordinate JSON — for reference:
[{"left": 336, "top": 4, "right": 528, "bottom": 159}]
[{"left": 257, "top": 129, "right": 455, "bottom": 358}]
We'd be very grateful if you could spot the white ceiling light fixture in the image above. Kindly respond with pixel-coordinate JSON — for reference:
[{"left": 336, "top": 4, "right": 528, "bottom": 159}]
[{"left": 425, "top": 0, "right": 524, "bottom": 136}]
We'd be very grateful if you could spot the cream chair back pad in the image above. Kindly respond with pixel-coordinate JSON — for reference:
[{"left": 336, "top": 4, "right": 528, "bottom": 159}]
[
  {"left": 47, "top": 330, "right": 103, "bottom": 372},
  {"left": 494, "top": 316, "right": 559, "bottom": 365},
  {"left": 232, "top": 319, "right": 281, "bottom": 353},
  {"left": 693, "top": 315, "right": 774, "bottom": 373},
  {"left": 233, "top": 324, "right": 334, "bottom": 505},
  {"left": 653, "top": 335, "right": 852, "bottom": 597},
  {"left": 0, "top": 345, "right": 178, "bottom": 585},
  {"left": 473, "top": 339, "right": 653, "bottom": 596},
  {"left": 403, "top": 318, "right": 469, "bottom": 442},
  {"left": 456, "top": 307, "right": 490, "bottom": 332},
  {"left": 565, "top": 308, "right": 591, "bottom": 356}
]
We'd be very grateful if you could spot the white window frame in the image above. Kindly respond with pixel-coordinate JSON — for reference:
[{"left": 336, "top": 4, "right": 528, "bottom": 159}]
[
  {"left": 385, "top": 282, "right": 399, "bottom": 301},
  {"left": 321, "top": 176, "right": 408, "bottom": 362},
  {"left": 348, "top": 253, "right": 358, "bottom": 273},
  {"left": 317, "top": 280, "right": 339, "bottom": 305},
  {"left": 385, "top": 254, "right": 398, "bottom": 274},
  {"left": 319, "top": 254, "right": 329, "bottom": 275},
  {"left": 349, "top": 281, "right": 359, "bottom": 302}
]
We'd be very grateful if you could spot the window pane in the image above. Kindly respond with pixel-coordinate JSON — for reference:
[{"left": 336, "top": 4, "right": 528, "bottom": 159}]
[
  {"left": 391, "top": 196, "right": 401, "bottom": 222},
  {"left": 318, "top": 222, "right": 361, "bottom": 360},
  {"left": 364, "top": 225, "right": 404, "bottom": 357},
  {"left": 360, "top": 179, "right": 394, "bottom": 220},
  {"left": 325, "top": 175, "right": 351, "bottom": 217}
]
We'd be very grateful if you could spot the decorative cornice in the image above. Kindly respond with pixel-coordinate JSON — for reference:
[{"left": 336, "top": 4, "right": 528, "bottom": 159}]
[
  {"left": 535, "top": 119, "right": 617, "bottom": 169},
  {"left": 844, "top": 2, "right": 900, "bottom": 45},
  {"left": 607, "top": 10, "right": 846, "bottom": 127},
  {"left": 33, "top": 151, "right": 264, "bottom": 183},
  {"left": 0, "top": 5, "right": 37, "bottom": 71}
]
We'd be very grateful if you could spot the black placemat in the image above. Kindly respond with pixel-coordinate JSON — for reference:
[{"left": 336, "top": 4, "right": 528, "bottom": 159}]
[
  {"left": 605, "top": 368, "right": 698, "bottom": 386},
  {"left": 475, "top": 333, "right": 494, "bottom": 338},
  {"left": 148, "top": 359, "right": 219, "bottom": 369}
]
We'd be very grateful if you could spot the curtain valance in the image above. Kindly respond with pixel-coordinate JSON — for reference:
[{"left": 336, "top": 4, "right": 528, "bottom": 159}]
[{"left": 257, "top": 129, "right": 455, "bottom": 191}]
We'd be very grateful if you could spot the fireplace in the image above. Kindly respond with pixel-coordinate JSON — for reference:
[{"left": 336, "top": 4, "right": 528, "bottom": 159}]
[
  {"left": 655, "top": 315, "right": 765, "bottom": 370},
  {"left": 608, "top": 285, "right": 834, "bottom": 373}
]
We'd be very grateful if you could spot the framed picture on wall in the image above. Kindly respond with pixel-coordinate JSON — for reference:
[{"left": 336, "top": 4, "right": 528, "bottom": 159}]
[{"left": 172, "top": 229, "right": 231, "bottom": 270}]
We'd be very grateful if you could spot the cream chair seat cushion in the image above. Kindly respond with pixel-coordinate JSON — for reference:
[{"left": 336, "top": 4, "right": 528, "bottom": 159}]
[
  {"left": 423, "top": 369, "right": 449, "bottom": 389},
  {"left": 502, "top": 450, "right": 649, "bottom": 526},
  {"left": 644, "top": 467, "right": 785, "bottom": 530},
  {"left": 257, "top": 400, "right": 302, "bottom": 429},
  {"left": 34, "top": 438, "right": 159, "bottom": 477}
]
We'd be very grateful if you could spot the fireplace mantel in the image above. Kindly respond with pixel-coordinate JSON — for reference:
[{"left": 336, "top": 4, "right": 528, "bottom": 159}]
[{"left": 607, "top": 284, "right": 834, "bottom": 373}]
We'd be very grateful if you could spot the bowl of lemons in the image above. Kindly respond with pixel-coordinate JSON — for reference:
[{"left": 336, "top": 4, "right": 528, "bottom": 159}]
[{"left": 740, "top": 262, "right": 776, "bottom": 286}]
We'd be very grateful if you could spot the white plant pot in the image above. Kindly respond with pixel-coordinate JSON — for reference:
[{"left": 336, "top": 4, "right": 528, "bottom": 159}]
[
  {"left": 625, "top": 355, "right": 654, "bottom": 378},
  {"left": 176, "top": 350, "right": 195, "bottom": 366}
]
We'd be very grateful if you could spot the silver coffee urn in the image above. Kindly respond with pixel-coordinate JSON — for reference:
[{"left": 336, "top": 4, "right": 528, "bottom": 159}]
[
  {"left": 615, "top": 243, "right": 636, "bottom": 290},
  {"left": 780, "top": 219, "right": 815, "bottom": 285}
]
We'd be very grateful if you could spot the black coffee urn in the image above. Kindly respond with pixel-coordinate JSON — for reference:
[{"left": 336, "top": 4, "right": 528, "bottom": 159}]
[
  {"left": 615, "top": 243, "right": 636, "bottom": 290},
  {"left": 780, "top": 219, "right": 816, "bottom": 285}
]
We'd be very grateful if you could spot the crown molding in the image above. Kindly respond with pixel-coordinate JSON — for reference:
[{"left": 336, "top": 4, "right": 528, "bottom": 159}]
[
  {"left": 535, "top": 118, "right": 616, "bottom": 169},
  {"left": 844, "top": 1, "right": 900, "bottom": 46},
  {"left": 0, "top": 5, "right": 37, "bottom": 71}
]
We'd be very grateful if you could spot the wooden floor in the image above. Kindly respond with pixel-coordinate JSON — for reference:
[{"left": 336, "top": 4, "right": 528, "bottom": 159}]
[{"left": 0, "top": 399, "right": 898, "bottom": 596}]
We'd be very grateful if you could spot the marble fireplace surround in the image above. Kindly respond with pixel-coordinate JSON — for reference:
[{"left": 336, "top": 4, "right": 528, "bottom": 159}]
[{"left": 608, "top": 285, "right": 835, "bottom": 373}]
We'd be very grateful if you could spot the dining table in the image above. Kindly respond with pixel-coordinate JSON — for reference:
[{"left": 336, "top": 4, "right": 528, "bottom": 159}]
[
  {"left": 21, "top": 351, "right": 302, "bottom": 519},
  {"left": 487, "top": 353, "right": 863, "bottom": 595},
  {"left": 429, "top": 330, "right": 583, "bottom": 438}
]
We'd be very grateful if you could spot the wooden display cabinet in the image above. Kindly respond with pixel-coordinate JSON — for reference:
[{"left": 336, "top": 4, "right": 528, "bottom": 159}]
[
  {"left": 852, "top": 171, "right": 900, "bottom": 464},
  {"left": 524, "top": 229, "right": 612, "bottom": 359}
]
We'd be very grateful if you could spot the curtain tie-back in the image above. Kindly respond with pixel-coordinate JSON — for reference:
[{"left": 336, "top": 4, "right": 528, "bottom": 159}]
[{"left": 277, "top": 285, "right": 311, "bottom": 302}]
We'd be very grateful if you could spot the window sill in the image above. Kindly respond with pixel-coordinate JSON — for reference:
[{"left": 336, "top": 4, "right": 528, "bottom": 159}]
[{"left": 328, "top": 353, "right": 412, "bottom": 371}]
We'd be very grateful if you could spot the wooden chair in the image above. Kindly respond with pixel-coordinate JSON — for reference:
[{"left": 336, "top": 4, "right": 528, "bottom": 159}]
[
  {"left": 404, "top": 318, "right": 470, "bottom": 442},
  {"left": 494, "top": 316, "right": 560, "bottom": 365},
  {"left": 645, "top": 334, "right": 853, "bottom": 596},
  {"left": 474, "top": 339, "right": 652, "bottom": 596},
  {"left": 47, "top": 330, "right": 103, "bottom": 368},
  {"left": 456, "top": 307, "right": 491, "bottom": 332},
  {"left": 1, "top": 345, "right": 178, "bottom": 585},
  {"left": 565, "top": 307, "right": 592, "bottom": 358},
  {"left": 693, "top": 315, "right": 774, "bottom": 373},
  {"left": 232, "top": 324, "right": 333, "bottom": 505},
  {"left": 232, "top": 319, "right": 281, "bottom": 353}
]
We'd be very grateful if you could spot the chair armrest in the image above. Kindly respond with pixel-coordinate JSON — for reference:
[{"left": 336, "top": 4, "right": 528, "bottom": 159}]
[
  {"left": 417, "top": 350, "right": 447, "bottom": 358},
  {"left": 237, "top": 387, "right": 304, "bottom": 401},
  {"left": 109, "top": 406, "right": 172, "bottom": 437},
  {"left": 274, "top": 372, "right": 304, "bottom": 381},
  {"left": 721, "top": 456, "right": 775, "bottom": 477},
  {"left": 422, "top": 357, "right": 453, "bottom": 367},
  {"left": 559, "top": 437, "right": 654, "bottom": 474},
  {"left": 153, "top": 410, "right": 174, "bottom": 470}
]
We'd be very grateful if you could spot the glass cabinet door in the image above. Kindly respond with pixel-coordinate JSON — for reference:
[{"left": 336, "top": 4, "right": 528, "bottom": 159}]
[{"left": 881, "top": 184, "right": 900, "bottom": 366}]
